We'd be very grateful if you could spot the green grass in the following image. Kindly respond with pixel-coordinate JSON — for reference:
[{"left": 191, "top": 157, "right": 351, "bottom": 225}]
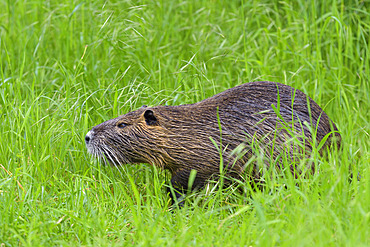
[{"left": 1, "top": 0, "right": 369, "bottom": 246}]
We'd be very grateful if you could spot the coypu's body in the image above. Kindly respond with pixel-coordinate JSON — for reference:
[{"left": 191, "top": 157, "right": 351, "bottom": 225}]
[{"left": 85, "top": 81, "right": 340, "bottom": 201}]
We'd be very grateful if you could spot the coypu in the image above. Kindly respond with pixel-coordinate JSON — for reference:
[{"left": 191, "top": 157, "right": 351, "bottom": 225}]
[{"left": 85, "top": 81, "right": 340, "bottom": 203}]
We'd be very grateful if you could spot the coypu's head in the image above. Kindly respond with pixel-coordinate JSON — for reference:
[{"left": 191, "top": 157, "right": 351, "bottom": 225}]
[{"left": 85, "top": 106, "right": 171, "bottom": 167}]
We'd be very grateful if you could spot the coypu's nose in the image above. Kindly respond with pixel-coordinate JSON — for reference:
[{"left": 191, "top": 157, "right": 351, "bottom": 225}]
[{"left": 85, "top": 131, "right": 93, "bottom": 145}]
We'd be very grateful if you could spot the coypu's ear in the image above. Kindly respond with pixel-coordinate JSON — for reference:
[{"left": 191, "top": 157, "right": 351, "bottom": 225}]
[{"left": 143, "top": 109, "right": 157, "bottom": 125}]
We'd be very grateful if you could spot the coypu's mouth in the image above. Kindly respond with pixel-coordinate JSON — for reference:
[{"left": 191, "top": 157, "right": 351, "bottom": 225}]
[
  {"left": 86, "top": 139, "right": 135, "bottom": 166},
  {"left": 99, "top": 149, "right": 123, "bottom": 166},
  {"left": 86, "top": 144, "right": 120, "bottom": 166},
  {"left": 100, "top": 150, "right": 141, "bottom": 166}
]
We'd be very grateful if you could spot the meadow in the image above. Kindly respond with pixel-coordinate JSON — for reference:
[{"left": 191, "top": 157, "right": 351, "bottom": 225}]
[{"left": 0, "top": 0, "right": 369, "bottom": 246}]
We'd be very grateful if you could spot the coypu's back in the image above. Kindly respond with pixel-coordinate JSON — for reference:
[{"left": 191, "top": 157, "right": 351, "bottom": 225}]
[{"left": 86, "top": 81, "right": 340, "bottom": 200}]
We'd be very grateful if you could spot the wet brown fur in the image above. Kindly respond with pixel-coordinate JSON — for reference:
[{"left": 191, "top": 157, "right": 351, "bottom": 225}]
[{"left": 85, "top": 81, "right": 340, "bottom": 197}]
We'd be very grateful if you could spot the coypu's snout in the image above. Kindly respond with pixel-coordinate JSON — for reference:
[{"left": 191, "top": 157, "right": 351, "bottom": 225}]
[
  {"left": 84, "top": 118, "right": 138, "bottom": 165},
  {"left": 85, "top": 131, "right": 91, "bottom": 145},
  {"left": 85, "top": 130, "right": 94, "bottom": 144},
  {"left": 85, "top": 120, "right": 114, "bottom": 149},
  {"left": 85, "top": 127, "right": 113, "bottom": 162},
  {"left": 85, "top": 130, "right": 95, "bottom": 151}
]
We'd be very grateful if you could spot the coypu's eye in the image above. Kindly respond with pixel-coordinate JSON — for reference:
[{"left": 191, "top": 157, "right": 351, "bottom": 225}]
[{"left": 117, "top": 123, "right": 127, "bottom": 129}]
